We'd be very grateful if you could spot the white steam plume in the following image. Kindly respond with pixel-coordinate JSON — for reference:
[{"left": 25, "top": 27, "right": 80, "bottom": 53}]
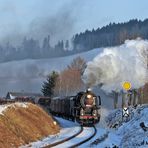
[{"left": 83, "top": 38, "right": 148, "bottom": 92}]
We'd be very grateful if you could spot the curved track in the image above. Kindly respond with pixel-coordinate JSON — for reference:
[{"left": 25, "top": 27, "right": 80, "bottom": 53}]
[
  {"left": 70, "top": 125, "right": 97, "bottom": 148},
  {"left": 43, "top": 125, "right": 83, "bottom": 148},
  {"left": 44, "top": 125, "right": 97, "bottom": 148}
]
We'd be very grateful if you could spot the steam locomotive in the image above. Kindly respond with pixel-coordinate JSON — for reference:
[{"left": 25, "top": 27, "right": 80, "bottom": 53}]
[{"left": 50, "top": 89, "right": 101, "bottom": 126}]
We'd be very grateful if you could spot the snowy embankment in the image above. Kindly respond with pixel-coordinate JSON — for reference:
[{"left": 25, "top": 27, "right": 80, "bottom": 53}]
[
  {"left": 23, "top": 107, "right": 112, "bottom": 148},
  {"left": 0, "top": 102, "right": 28, "bottom": 115},
  {"left": 24, "top": 117, "right": 81, "bottom": 148},
  {"left": 0, "top": 103, "right": 59, "bottom": 148},
  {"left": 25, "top": 116, "right": 108, "bottom": 148},
  {"left": 95, "top": 105, "right": 148, "bottom": 148},
  {"left": 23, "top": 105, "right": 148, "bottom": 148}
]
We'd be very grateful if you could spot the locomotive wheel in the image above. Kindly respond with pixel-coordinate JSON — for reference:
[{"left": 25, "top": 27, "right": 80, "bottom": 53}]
[{"left": 80, "top": 119, "right": 84, "bottom": 126}]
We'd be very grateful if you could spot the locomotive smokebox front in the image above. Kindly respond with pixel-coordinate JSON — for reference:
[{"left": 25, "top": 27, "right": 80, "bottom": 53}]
[{"left": 80, "top": 93, "right": 95, "bottom": 108}]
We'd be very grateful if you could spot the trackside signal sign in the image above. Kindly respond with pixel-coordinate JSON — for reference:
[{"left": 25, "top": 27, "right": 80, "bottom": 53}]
[{"left": 122, "top": 81, "right": 131, "bottom": 91}]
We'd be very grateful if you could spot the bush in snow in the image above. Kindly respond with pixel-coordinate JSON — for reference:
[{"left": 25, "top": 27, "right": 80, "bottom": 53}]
[{"left": 105, "top": 105, "right": 148, "bottom": 147}]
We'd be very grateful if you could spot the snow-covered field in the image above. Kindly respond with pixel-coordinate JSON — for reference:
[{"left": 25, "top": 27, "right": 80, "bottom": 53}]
[
  {"left": 0, "top": 48, "right": 103, "bottom": 97},
  {"left": 22, "top": 117, "right": 109, "bottom": 148},
  {"left": 21, "top": 117, "right": 81, "bottom": 148},
  {"left": 80, "top": 105, "right": 148, "bottom": 148},
  {"left": 102, "top": 105, "right": 148, "bottom": 147},
  {"left": 21, "top": 105, "right": 148, "bottom": 148}
]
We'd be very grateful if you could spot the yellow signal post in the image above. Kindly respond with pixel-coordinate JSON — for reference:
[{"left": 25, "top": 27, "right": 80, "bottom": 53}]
[
  {"left": 122, "top": 81, "right": 131, "bottom": 122},
  {"left": 122, "top": 81, "right": 131, "bottom": 91}
]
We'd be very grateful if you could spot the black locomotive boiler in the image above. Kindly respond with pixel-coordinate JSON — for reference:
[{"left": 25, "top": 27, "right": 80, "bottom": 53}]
[{"left": 49, "top": 89, "right": 101, "bottom": 126}]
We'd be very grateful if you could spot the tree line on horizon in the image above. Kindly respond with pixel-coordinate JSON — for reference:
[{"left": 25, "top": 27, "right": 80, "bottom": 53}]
[
  {"left": 72, "top": 19, "right": 148, "bottom": 52},
  {"left": 0, "top": 35, "right": 72, "bottom": 63},
  {"left": 1, "top": 18, "right": 148, "bottom": 63}
]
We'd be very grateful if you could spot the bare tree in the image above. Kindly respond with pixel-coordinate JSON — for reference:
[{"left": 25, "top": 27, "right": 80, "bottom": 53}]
[
  {"left": 54, "top": 68, "right": 84, "bottom": 96},
  {"left": 54, "top": 57, "right": 86, "bottom": 96},
  {"left": 68, "top": 56, "right": 87, "bottom": 75}
]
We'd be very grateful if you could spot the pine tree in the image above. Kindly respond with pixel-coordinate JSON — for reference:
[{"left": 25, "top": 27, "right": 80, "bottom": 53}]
[{"left": 41, "top": 71, "right": 59, "bottom": 97}]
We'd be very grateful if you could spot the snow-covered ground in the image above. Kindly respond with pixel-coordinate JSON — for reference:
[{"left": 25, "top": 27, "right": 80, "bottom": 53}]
[
  {"left": 54, "top": 126, "right": 95, "bottom": 148},
  {"left": 97, "top": 105, "right": 148, "bottom": 148},
  {"left": 21, "top": 116, "right": 109, "bottom": 148},
  {"left": 79, "top": 105, "right": 148, "bottom": 148},
  {"left": 0, "top": 102, "right": 28, "bottom": 115},
  {"left": 79, "top": 127, "right": 109, "bottom": 148},
  {"left": 0, "top": 104, "right": 9, "bottom": 115},
  {"left": 22, "top": 117, "right": 111, "bottom": 148},
  {"left": 21, "top": 105, "right": 148, "bottom": 148},
  {"left": 21, "top": 117, "right": 81, "bottom": 148}
]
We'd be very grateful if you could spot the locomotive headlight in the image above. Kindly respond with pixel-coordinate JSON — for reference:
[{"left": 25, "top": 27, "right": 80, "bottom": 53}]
[{"left": 87, "top": 94, "right": 92, "bottom": 99}]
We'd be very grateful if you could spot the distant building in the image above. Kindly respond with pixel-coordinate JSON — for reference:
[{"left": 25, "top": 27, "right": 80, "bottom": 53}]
[
  {"left": 5, "top": 92, "right": 51, "bottom": 105},
  {"left": 6, "top": 92, "right": 43, "bottom": 100}
]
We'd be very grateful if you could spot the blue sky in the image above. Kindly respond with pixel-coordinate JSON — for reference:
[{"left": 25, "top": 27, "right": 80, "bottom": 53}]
[{"left": 0, "top": 0, "right": 147, "bottom": 45}]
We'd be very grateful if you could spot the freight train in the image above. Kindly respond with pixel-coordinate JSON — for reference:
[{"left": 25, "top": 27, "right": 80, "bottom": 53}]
[
  {"left": 0, "top": 97, "right": 51, "bottom": 107},
  {"left": 50, "top": 89, "right": 101, "bottom": 126}
]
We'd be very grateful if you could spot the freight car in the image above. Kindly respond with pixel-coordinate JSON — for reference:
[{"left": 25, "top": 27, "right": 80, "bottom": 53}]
[
  {"left": 0, "top": 97, "right": 51, "bottom": 107},
  {"left": 50, "top": 89, "right": 101, "bottom": 126}
]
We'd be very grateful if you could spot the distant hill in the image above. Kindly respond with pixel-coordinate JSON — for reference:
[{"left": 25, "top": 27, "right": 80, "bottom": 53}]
[
  {"left": 0, "top": 47, "right": 115, "bottom": 110},
  {"left": 0, "top": 47, "right": 103, "bottom": 96},
  {"left": 72, "top": 19, "right": 148, "bottom": 52},
  {"left": 1, "top": 19, "right": 148, "bottom": 63}
]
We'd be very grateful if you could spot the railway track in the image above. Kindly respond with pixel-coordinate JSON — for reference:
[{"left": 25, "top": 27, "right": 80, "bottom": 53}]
[
  {"left": 43, "top": 125, "right": 83, "bottom": 148},
  {"left": 70, "top": 125, "right": 97, "bottom": 148},
  {"left": 44, "top": 125, "right": 97, "bottom": 148}
]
